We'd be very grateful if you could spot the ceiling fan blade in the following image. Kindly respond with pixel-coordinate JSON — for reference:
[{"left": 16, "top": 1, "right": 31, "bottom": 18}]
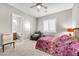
[
  {"left": 30, "top": 4, "right": 37, "bottom": 8},
  {"left": 41, "top": 5, "right": 47, "bottom": 9},
  {"left": 36, "top": 3, "right": 42, "bottom": 5}
]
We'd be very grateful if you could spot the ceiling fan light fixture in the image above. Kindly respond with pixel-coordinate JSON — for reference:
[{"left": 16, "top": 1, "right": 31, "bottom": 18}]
[
  {"left": 30, "top": 3, "right": 48, "bottom": 12},
  {"left": 37, "top": 5, "right": 41, "bottom": 9}
]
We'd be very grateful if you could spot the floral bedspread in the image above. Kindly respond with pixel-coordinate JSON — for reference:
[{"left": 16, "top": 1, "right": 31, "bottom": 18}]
[{"left": 35, "top": 35, "right": 79, "bottom": 56}]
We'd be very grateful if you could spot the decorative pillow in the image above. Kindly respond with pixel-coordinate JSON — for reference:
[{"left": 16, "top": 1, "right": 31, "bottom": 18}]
[{"left": 32, "top": 34, "right": 40, "bottom": 37}]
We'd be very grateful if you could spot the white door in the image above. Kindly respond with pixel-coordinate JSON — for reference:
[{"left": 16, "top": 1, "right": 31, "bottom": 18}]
[{"left": 12, "top": 13, "right": 23, "bottom": 40}]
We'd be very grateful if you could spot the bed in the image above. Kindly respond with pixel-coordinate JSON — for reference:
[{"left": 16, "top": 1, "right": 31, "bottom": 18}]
[{"left": 35, "top": 35, "right": 79, "bottom": 56}]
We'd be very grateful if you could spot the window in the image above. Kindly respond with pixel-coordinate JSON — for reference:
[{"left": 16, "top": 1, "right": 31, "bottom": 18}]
[
  {"left": 43, "top": 20, "right": 48, "bottom": 32},
  {"left": 43, "top": 19, "right": 56, "bottom": 33}
]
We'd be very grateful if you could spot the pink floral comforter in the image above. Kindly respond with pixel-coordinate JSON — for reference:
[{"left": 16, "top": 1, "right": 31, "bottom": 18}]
[{"left": 35, "top": 35, "right": 79, "bottom": 56}]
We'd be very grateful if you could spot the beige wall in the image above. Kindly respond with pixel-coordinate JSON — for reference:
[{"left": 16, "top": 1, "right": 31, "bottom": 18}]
[
  {"left": 0, "top": 4, "right": 12, "bottom": 33},
  {"left": 37, "top": 9, "right": 72, "bottom": 34},
  {"left": 72, "top": 3, "right": 79, "bottom": 28}
]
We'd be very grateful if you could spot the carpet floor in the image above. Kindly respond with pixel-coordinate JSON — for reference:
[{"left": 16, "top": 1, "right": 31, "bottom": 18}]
[{"left": 0, "top": 39, "right": 50, "bottom": 56}]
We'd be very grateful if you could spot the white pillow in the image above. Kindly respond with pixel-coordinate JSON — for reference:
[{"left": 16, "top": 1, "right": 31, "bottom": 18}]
[{"left": 57, "top": 32, "right": 69, "bottom": 36}]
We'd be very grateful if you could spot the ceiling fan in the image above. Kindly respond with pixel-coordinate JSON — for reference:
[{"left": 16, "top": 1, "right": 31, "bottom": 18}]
[{"left": 30, "top": 3, "right": 48, "bottom": 12}]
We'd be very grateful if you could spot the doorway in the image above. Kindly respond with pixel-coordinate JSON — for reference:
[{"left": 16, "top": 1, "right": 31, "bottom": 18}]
[{"left": 12, "top": 13, "right": 23, "bottom": 40}]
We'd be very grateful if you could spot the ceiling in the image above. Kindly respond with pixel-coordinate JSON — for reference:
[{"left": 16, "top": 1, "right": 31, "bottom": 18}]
[{"left": 9, "top": 3, "right": 74, "bottom": 18}]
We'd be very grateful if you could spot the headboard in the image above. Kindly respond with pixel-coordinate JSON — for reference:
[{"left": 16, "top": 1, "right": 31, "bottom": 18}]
[{"left": 74, "top": 28, "right": 79, "bottom": 39}]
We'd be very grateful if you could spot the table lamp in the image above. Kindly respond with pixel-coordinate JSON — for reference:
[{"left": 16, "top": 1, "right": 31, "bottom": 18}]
[{"left": 67, "top": 28, "right": 74, "bottom": 36}]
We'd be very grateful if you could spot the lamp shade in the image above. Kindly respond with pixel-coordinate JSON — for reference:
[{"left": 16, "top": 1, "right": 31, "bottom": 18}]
[{"left": 67, "top": 28, "right": 74, "bottom": 32}]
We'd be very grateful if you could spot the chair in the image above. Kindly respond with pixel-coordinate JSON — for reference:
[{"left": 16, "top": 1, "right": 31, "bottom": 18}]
[
  {"left": 1, "top": 33, "right": 15, "bottom": 52},
  {"left": 30, "top": 31, "right": 42, "bottom": 40}
]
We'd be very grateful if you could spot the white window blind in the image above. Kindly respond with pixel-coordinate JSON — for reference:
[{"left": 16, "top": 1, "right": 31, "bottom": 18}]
[
  {"left": 43, "top": 20, "right": 48, "bottom": 32},
  {"left": 43, "top": 19, "right": 56, "bottom": 33}
]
